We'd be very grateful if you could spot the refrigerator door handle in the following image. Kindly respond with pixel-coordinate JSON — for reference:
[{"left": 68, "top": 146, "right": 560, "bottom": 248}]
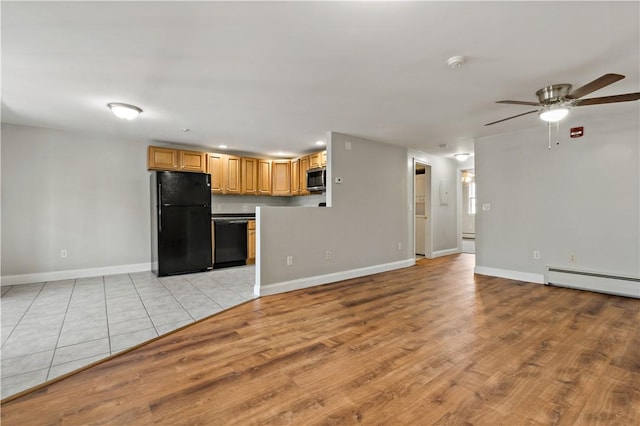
[{"left": 158, "top": 184, "right": 162, "bottom": 232}]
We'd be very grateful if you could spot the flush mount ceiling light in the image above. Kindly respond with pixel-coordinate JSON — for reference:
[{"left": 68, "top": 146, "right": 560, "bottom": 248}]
[
  {"left": 454, "top": 153, "right": 471, "bottom": 161},
  {"left": 218, "top": 144, "right": 228, "bottom": 149},
  {"left": 539, "top": 104, "right": 569, "bottom": 122},
  {"left": 315, "top": 140, "right": 326, "bottom": 146},
  {"left": 107, "top": 103, "right": 142, "bottom": 120}
]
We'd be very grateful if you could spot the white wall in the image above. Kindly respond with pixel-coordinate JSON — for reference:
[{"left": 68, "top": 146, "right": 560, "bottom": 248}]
[
  {"left": 1, "top": 123, "right": 152, "bottom": 281},
  {"left": 475, "top": 108, "right": 640, "bottom": 284}
]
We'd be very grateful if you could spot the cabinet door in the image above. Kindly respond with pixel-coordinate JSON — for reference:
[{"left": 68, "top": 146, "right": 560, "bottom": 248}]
[
  {"left": 208, "top": 153, "right": 225, "bottom": 194},
  {"left": 224, "top": 155, "right": 241, "bottom": 194},
  {"left": 299, "top": 155, "right": 310, "bottom": 195},
  {"left": 148, "top": 146, "right": 179, "bottom": 170},
  {"left": 180, "top": 150, "right": 207, "bottom": 172},
  {"left": 271, "top": 160, "right": 291, "bottom": 196},
  {"left": 257, "top": 160, "right": 272, "bottom": 195},
  {"left": 321, "top": 150, "right": 327, "bottom": 167},
  {"left": 247, "top": 220, "right": 256, "bottom": 264},
  {"left": 241, "top": 157, "right": 258, "bottom": 195},
  {"left": 309, "top": 152, "right": 322, "bottom": 169},
  {"left": 291, "top": 158, "right": 300, "bottom": 195}
]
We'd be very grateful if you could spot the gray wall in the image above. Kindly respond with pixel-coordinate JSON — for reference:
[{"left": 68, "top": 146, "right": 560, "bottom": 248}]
[
  {"left": 475, "top": 108, "right": 640, "bottom": 279},
  {"left": 258, "top": 132, "right": 411, "bottom": 291},
  {"left": 1, "top": 123, "right": 151, "bottom": 276}
]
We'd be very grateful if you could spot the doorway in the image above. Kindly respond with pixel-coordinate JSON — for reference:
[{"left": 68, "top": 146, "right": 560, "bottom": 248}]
[
  {"left": 414, "top": 162, "right": 432, "bottom": 259},
  {"left": 460, "top": 169, "right": 475, "bottom": 254}
]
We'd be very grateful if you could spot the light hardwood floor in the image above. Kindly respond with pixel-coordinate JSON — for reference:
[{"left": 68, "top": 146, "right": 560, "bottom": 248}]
[{"left": 2, "top": 254, "right": 639, "bottom": 425}]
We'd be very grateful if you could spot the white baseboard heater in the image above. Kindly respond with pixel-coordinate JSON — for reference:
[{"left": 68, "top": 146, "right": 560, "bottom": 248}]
[{"left": 546, "top": 266, "right": 640, "bottom": 299}]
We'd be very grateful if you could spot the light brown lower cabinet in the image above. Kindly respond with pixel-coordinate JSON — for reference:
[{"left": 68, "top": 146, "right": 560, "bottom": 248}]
[{"left": 247, "top": 220, "right": 256, "bottom": 264}]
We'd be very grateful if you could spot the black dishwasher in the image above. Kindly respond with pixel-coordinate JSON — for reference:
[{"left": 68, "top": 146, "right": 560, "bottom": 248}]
[{"left": 213, "top": 219, "right": 248, "bottom": 268}]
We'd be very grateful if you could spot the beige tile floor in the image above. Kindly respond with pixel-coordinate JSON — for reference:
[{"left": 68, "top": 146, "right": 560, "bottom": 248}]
[{"left": 0, "top": 266, "right": 256, "bottom": 399}]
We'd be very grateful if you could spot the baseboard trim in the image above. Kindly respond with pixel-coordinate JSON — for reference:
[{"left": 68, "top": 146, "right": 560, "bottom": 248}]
[
  {"left": 1, "top": 263, "right": 152, "bottom": 286},
  {"left": 431, "top": 248, "right": 460, "bottom": 258},
  {"left": 474, "top": 266, "right": 544, "bottom": 284},
  {"left": 259, "top": 258, "right": 416, "bottom": 296}
]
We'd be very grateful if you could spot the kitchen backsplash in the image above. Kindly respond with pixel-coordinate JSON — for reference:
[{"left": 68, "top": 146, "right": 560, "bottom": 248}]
[{"left": 211, "top": 194, "right": 326, "bottom": 213}]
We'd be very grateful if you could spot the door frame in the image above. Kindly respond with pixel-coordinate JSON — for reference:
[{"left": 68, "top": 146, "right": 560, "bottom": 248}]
[
  {"left": 413, "top": 159, "right": 433, "bottom": 259},
  {"left": 456, "top": 166, "right": 475, "bottom": 253}
]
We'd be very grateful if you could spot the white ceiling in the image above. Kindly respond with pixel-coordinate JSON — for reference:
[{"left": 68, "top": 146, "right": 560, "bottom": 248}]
[{"left": 2, "top": 2, "right": 639, "bottom": 158}]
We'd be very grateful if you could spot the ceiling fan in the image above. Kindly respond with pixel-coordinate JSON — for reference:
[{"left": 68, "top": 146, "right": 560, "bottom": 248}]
[{"left": 484, "top": 73, "right": 640, "bottom": 126}]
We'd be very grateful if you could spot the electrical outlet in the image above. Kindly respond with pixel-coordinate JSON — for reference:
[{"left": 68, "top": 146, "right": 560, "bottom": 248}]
[
  {"left": 533, "top": 250, "right": 540, "bottom": 260},
  {"left": 325, "top": 250, "right": 332, "bottom": 261},
  {"left": 570, "top": 254, "right": 577, "bottom": 264},
  {"left": 60, "top": 249, "right": 68, "bottom": 258},
  {"left": 286, "top": 256, "right": 293, "bottom": 266}
]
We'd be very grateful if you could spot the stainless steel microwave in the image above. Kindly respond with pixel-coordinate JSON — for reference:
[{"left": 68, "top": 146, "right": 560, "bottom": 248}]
[{"left": 306, "top": 167, "right": 326, "bottom": 192}]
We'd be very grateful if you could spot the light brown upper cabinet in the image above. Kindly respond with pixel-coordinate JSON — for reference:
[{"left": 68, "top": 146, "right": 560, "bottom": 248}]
[
  {"left": 224, "top": 155, "right": 241, "bottom": 194},
  {"left": 271, "top": 160, "right": 291, "bottom": 196},
  {"left": 241, "top": 157, "right": 259, "bottom": 195},
  {"left": 208, "top": 153, "right": 225, "bottom": 194},
  {"left": 299, "top": 155, "right": 310, "bottom": 195},
  {"left": 291, "top": 158, "right": 300, "bottom": 195},
  {"left": 148, "top": 146, "right": 207, "bottom": 173},
  {"left": 207, "top": 153, "right": 240, "bottom": 194},
  {"left": 148, "top": 146, "right": 179, "bottom": 170},
  {"left": 309, "top": 150, "right": 327, "bottom": 169},
  {"left": 257, "top": 159, "right": 272, "bottom": 196},
  {"left": 179, "top": 150, "right": 207, "bottom": 173}
]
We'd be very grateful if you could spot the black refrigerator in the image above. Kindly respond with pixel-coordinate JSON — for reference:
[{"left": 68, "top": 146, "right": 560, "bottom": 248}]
[{"left": 151, "top": 171, "right": 212, "bottom": 276}]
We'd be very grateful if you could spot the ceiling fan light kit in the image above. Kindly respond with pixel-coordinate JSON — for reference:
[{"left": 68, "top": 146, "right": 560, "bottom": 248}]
[
  {"left": 539, "top": 104, "right": 569, "bottom": 122},
  {"left": 484, "top": 73, "right": 640, "bottom": 128}
]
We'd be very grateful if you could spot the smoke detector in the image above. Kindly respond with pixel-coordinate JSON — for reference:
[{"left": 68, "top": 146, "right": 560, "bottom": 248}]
[{"left": 447, "top": 56, "right": 465, "bottom": 69}]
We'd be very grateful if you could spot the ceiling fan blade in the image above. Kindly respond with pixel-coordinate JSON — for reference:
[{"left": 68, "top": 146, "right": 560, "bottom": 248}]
[
  {"left": 496, "top": 100, "right": 540, "bottom": 106},
  {"left": 574, "top": 92, "right": 640, "bottom": 106},
  {"left": 484, "top": 110, "right": 539, "bottom": 126},
  {"left": 566, "top": 73, "right": 625, "bottom": 99}
]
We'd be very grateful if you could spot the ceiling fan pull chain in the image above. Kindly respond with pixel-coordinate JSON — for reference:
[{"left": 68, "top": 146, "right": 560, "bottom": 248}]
[
  {"left": 548, "top": 122, "right": 552, "bottom": 150},
  {"left": 556, "top": 121, "right": 560, "bottom": 145}
]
